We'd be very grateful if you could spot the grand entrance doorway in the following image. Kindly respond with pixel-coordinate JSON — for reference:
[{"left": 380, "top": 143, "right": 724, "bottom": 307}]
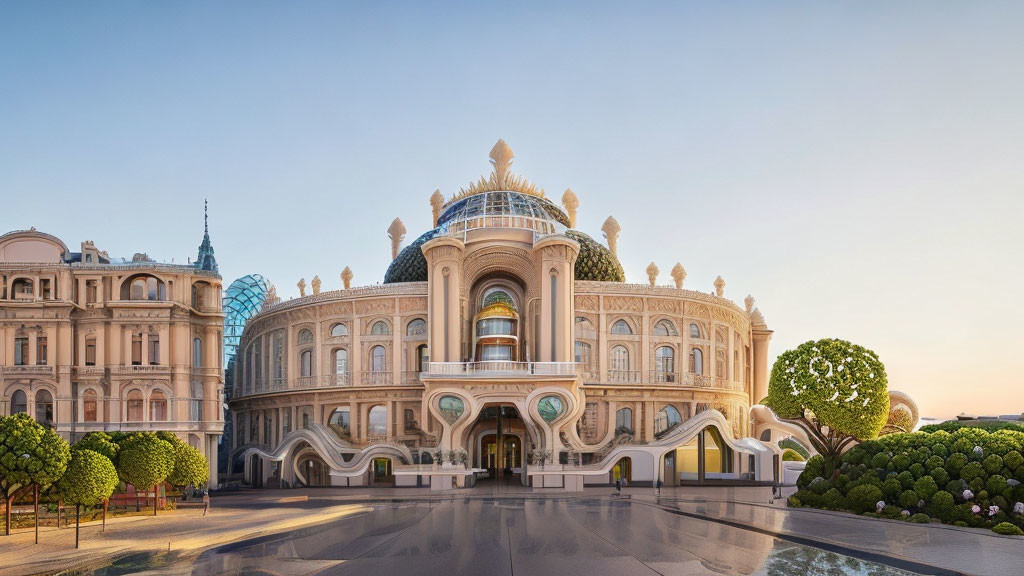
[
  {"left": 371, "top": 457, "right": 394, "bottom": 485},
  {"left": 467, "top": 404, "right": 526, "bottom": 483}
]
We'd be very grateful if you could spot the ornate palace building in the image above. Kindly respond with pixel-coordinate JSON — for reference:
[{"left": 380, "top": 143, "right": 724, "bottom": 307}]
[
  {"left": 0, "top": 214, "right": 225, "bottom": 485},
  {"left": 231, "top": 141, "right": 777, "bottom": 490}
]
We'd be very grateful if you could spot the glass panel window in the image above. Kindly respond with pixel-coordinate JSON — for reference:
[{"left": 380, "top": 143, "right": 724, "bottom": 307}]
[
  {"left": 328, "top": 408, "right": 350, "bottom": 437},
  {"left": 406, "top": 319, "right": 426, "bottom": 336},
  {"left": 300, "top": 350, "right": 313, "bottom": 377},
  {"left": 36, "top": 336, "right": 47, "bottom": 365},
  {"left": 480, "top": 345, "right": 512, "bottom": 361},
  {"left": 35, "top": 390, "right": 54, "bottom": 425},
  {"left": 655, "top": 405, "right": 682, "bottom": 438},
  {"left": 690, "top": 348, "right": 703, "bottom": 375},
  {"left": 334, "top": 349, "right": 348, "bottom": 375},
  {"left": 126, "top": 390, "right": 144, "bottom": 421},
  {"left": 193, "top": 338, "right": 203, "bottom": 367},
  {"left": 615, "top": 407, "right": 632, "bottom": 433},
  {"left": 11, "top": 390, "right": 27, "bottom": 414},
  {"left": 297, "top": 329, "right": 313, "bottom": 343},
  {"left": 150, "top": 390, "right": 168, "bottom": 421},
  {"left": 14, "top": 337, "right": 28, "bottom": 365},
  {"left": 477, "top": 318, "right": 514, "bottom": 336},
  {"left": 370, "top": 346, "right": 386, "bottom": 371},
  {"left": 370, "top": 321, "right": 390, "bottom": 335},
  {"left": 85, "top": 339, "right": 96, "bottom": 366},
  {"left": 611, "top": 345, "right": 629, "bottom": 371},
  {"left": 330, "top": 323, "right": 348, "bottom": 337},
  {"left": 416, "top": 345, "right": 429, "bottom": 372},
  {"left": 610, "top": 320, "right": 632, "bottom": 335},
  {"left": 574, "top": 341, "right": 591, "bottom": 366},
  {"left": 132, "top": 334, "right": 143, "bottom": 365},
  {"left": 689, "top": 323, "right": 701, "bottom": 339},
  {"left": 656, "top": 346, "right": 675, "bottom": 375},
  {"left": 368, "top": 406, "right": 387, "bottom": 436},
  {"left": 654, "top": 320, "right": 677, "bottom": 336},
  {"left": 148, "top": 335, "right": 160, "bottom": 365}
]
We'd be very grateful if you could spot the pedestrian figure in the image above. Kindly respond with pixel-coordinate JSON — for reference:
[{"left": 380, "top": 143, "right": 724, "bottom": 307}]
[
  {"left": 615, "top": 478, "right": 622, "bottom": 496},
  {"left": 202, "top": 489, "right": 210, "bottom": 516}
]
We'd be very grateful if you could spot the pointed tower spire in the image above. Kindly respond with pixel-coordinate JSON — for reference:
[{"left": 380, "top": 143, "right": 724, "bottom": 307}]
[{"left": 196, "top": 199, "right": 218, "bottom": 273}]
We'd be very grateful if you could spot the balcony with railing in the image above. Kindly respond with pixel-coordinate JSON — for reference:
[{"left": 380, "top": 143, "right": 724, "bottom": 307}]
[
  {"left": 423, "top": 361, "right": 579, "bottom": 378},
  {"left": 586, "top": 370, "right": 745, "bottom": 391},
  {"left": 360, "top": 370, "right": 393, "bottom": 386},
  {"left": 1, "top": 365, "right": 56, "bottom": 377}
]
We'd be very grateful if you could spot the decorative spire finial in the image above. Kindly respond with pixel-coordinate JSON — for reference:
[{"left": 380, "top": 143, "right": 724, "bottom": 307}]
[
  {"left": 562, "top": 188, "right": 579, "bottom": 228},
  {"left": 430, "top": 189, "right": 444, "bottom": 227},
  {"left": 490, "top": 139, "right": 514, "bottom": 189},
  {"left": 646, "top": 262, "right": 659, "bottom": 287},
  {"left": 714, "top": 276, "right": 726, "bottom": 297},
  {"left": 388, "top": 218, "right": 407, "bottom": 260},
  {"left": 204, "top": 198, "right": 208, "bottom": 235},
  {"left": 744, "top": 295, "right": 755, "bottom": 314},
  {"left": 311, "top": 275, "right": 322, "bottom": 295},
  {"left": 601, "top": 216, "right": 621, "bottom": 256},
  {"left": 195, "top": 199, "right": 218, "bottom": 273},
  {"left": 341, "top": 266, "right": 353, "bottom": 290},
  {"left": 671, "top": 263, "right": 686, "bottom": 289},
  {"left": 297, "top": 278, "right": 306, "bottom": 297}
]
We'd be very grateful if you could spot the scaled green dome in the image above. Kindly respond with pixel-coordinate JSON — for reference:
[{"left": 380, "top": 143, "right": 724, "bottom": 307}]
[{"left": 566, "top": 230, "right": 625, "bottom": 282}]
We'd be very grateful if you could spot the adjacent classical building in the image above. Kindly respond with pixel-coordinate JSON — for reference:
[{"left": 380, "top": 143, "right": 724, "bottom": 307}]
[
  {"left": 231, "top": 141, "right": 777, "bottom": 490},
  {"left": 0, "top": 215, "right": 225, "bottom": 485}
]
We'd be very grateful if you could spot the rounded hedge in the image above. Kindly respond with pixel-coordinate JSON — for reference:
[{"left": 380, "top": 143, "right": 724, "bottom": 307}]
[
  {"left": 992, "top": 522, "right": 1023, "bottom": 536},
  {"left": 845, "top": 484, "right": 883, "bottom": 514}
]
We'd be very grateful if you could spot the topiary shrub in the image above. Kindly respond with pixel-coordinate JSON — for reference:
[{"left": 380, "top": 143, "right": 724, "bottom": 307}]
[
  {"left": 797, "top": 456, "right": 824, "bottom": 490},
  {"left": 1003, "top": 450, "right": 1023, "bottom": 472},
  {"left": 960, "top": 461, "right": 985, "bottom": 482},
  {"left": 846, "top": 484, "right": 884, "bottom": 514},
  {"left": 924, "top": 455, "right": 944, "bottom": 471},
  {"left": 983, "top": 454, "right": 1004, "bottom": 475},
  {"left": 809, "top": 476, "right": 832, "bottom": 495},
  {"left": 897, "top": 471, "right": 915, "bottom": 489},
  {"left": 881, "top": 505, "right": 902, "bottom": 519},
  {"left": 909, "top": 513, "right": 931, "bottom": 523},
  {"left": 787, "top": 495, "right": 802, "bottom": 507},
  {"left": 927, "top": 491, "right": 955, "bottom": 522},
  {"left": 871, "top": 453, "right": 891, "bottom": 469},
  {"left": 931, "top": 467, "right": 950, "bottom": 486},
  {"left": 882, "top": 478, "right": 903, "bottom": 501},
  {"left": 992, "top": 522, "right": 1024, "bottom": 536},
  {"left": 893, "top": 453, "right": 912, "bottom": 471},
  {"left": 909, "top": 463, "right": 926, "bottom": 478},
  {"left": 793, "top": 489, "right": 819, "bottom": 507},
  {"left": 987, "top": 475, "right": 1008, "bottom": 496},
  {"left": 945, "top": 453, "right": 968, "bottom": 475},
  {"left": 899, "top": 490, "right": 920, "bottom": 509},
  {"left": 914, "top": 476, "right": 938, "bottom": 501},
  {"left": 820, "top": 488, "right": 846, "bottom": 510}
]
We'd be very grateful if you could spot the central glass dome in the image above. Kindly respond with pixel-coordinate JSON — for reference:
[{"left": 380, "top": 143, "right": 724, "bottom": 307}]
[{"left": 436, "top": 191, "right": 569, "bottom": 237}]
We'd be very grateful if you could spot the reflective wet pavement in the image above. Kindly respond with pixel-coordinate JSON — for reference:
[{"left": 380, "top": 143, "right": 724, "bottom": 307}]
[{"left": 171, "top": 498, "right": 937, "bottom": 576}]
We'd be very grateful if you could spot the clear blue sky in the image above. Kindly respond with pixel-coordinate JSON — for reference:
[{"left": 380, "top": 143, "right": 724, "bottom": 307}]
[{"left": 2, "top": 1, "right": 1022, "bottom": 419}]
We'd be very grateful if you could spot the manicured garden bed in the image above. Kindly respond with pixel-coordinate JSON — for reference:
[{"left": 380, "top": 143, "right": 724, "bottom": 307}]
[{"left": 788, "top": 428, "right": 1024, "bottom": 535}]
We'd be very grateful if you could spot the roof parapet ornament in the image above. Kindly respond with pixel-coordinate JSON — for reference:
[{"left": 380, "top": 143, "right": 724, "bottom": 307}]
[
  {"left": 311, "top": 275, "right": 322, "bottom": 295},
  {"left": 601, "top": 216, "right": 621, "bottom": 257},
  {"left": 714, "top": 276, "right": 726, "bottom": 297},
  {"left": 745, "top": 295, "right": 755, "bottom": 314},
  {"left": 750, "top": 307, "right": 767, "bottom": 327},
  {"left": 430, "top": 189, "right": 444, "bottom": 227},
  {"left": 646, "top": 262, "right": 659, "bottom": 287},
  {"left": 341, "top": 267, "right": 353, "bottom": 290},
  {"left": 671, "top": 263, "right": 686, "bottom": 289},
  {"left": 388, "top": 218, "right": 406, "bottom": 261},
  {"left": 449, "top": 139, "right": 544, "bottom": 206},
  {"left": 562, "top": 188, "right": 579, "bottom": 228},
  {"left": 297, "top": 278, "right": 307, "bottom": 298}
]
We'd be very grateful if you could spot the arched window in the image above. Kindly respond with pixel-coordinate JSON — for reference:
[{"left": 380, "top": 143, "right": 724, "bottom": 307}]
[
  {"left": 193, "top": 337, "right": 203, "bottom": 367},
  {"left": 690, "top": 348, "right": 703, "bottom": 375},
  {"left": 130, "top": 279, "right": 145, "bottom": 300},
  {"left": 574, "top": 341, "right": 592, "bottom": 366},
  {"left": 126, "top": 389, "right": 144, "bottom": 422},
  {"left": 328, "top": 408, "right": 350, "bottom": 438},
  {"left": 330, "top": 323, "right": 348, "bottom": 337},
  {"left": 653, "top": 320, "right": 678, "bottom": 336},
  {"left": 368, "top": 405, "right": 387, "bottom": 436},
  {"left": 615, "top": 407, "right": 633, "bottom": 434},
  {"left": 124, "top": 275, "right": 165, "bottom": 301},
  {"left": 35, "top": 390, "right": 54, "bottom": 425},
  {"left": 655, "top": 346, "right": 675, "bottom": 381},
  {"left": 10, "top": 389, "right": 27, "bottom": 414},
  {"left": 12, "top": 278, "right": 33, "bottom": 297},
  {"left": 716, "top": 349, "right": 726, "bottom": 378},
  {"left": 482, "top": 289, "right": 515, "bottom": 309},
  {"left": 300, "top": 350, "right": 313, "bottom": 377},
  {"left": 150, "top": 390, "right": 168, "bottom": 421},
  {"left": 370, "top": 321, "right": 390, "bottom": 335},
  {"left": 297, "top": 329, "right": 313, "bottom": 344},
  {"left": 83, "top": 389, "right": 98, "bottom": 422},
  {"left": 370, "top": 346, "right": 386, "bottom": 371},
  {"left": 689, "top": 323, "right": 701, "bottom": 339},
  {"left": 191, "top": 283, "right": 206, "bottom": 308},
  {"left": 655, "top": 405, "right": 682, "bottom": 437},
  {"left": 190, "top": 381, "right": 204, "bottom": 421},
  {"left": 416, "top": 344, "right": 429, "bottom": 372},
  {"left": 610, "top": 319, "right": 633, "bottom": 335},
  {"left": 334, "top": 349, "right": 348, "bottom": 375},
  {"left": 406, "top": 319, "right": 426, "bottom": 337},
  {"left": 611, "top": 345, "right": 629, "bottom": 374},
  {"left": 574, "top": 316, "right": 594, "bottom": 336}
]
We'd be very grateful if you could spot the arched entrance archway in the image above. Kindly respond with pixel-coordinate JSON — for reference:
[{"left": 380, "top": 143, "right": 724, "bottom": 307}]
[
  {"left": 464, "top": 403, "right": 527, "bottom": 484},
  {"left": 295, "top": 451, "right": 329, "bottom": 487},
  {"left": 370, "top": 457, "right": 394, "bottom": 485}
]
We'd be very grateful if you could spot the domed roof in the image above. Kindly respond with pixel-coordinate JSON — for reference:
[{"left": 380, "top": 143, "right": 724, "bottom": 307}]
[
  {"left": 566, "top": 230, "right": 625, "bottom": 282},
  {"left": 436, "top": 190, "right": 570, "bottom": 236},
  {"left": 383, "top": 229, "right": 438, "bottom": 284}
]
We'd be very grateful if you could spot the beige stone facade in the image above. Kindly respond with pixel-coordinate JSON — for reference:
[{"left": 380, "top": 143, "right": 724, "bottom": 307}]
[
  {"left": 232, "top": 141, "right": 777, "bottom": 490},
  {"left": 0, "top": 227, "right": 224, "bottom": 485}
]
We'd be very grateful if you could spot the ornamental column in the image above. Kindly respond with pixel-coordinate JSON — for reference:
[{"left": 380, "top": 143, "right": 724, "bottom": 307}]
[
  {"left": 532, "top": 235, "right": 579, "bottom": 362},
  {"left": 750, "top": 308, "right": 772, "bottom": 404},
  {"left": 421, "top": 237, "right": 465, "bottom": 363}
]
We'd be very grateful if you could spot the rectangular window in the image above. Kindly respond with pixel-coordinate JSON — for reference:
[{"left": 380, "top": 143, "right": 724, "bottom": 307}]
[
  {"left": 148, "top": 335, "right": 160, "bottom": 365},
  {"left": 84, "top": 398, "right": 97, "bottom": 422},
  {"left": 40, "top": 279, "right": 51, "bottom": 299},
  {"left": 85, "top": 340, "right": 97, "bottom": 366},
  {"left": 14, "top": 337, "right": 28, "bottom": 365},
  {"left": 36, "top": 336, "right": 47, "bottom": 365},
  {"left": 86, "top": 280, "right": 97, "bottom": 304},
  {"left": 131, "top": 334, "right": 142, "bottom": 365}
]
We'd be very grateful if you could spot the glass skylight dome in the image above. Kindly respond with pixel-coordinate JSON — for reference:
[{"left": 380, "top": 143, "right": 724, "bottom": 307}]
[{"left": 436, "top": 191, "right": 569, "bottom": 237}]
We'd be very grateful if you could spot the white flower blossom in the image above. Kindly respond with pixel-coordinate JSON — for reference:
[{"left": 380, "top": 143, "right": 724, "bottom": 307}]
[
  {"left": 963, "top": 490, "right": 974, "bottom": 500},
  {"left": 876, "top": 501, "right": 886, "bottom": 513},
  {"left": 971, "top": 505, "right": 981, "bottom": 514},
  {"left": 901, "top": 510, "right": 910, "bottom": 517},
  {"left": 972, "top": 446, "right": 984, "bottom": 456},
  {"left": 988, "top": 506, "right": 999, "bottom": 517},
  {"left": 1013, "top": 502, "right": 1024, "bottom": 515}
]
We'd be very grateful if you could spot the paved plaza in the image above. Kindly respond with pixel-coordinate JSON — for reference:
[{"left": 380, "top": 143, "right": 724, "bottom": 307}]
[{"left": 0, "top": 486, "right": 1019, "bottom": 576}]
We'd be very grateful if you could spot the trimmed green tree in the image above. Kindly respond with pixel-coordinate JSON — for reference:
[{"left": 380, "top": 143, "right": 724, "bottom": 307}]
[
  {"left": 116, "top": 433, "right": 175, "bottom": 515},
  {"left": 765, "top": 338, "right": 889, "bottom": 478},
  {"left": 0, "top": 414, "right": 71, "bottom": 536},
  {"left": 75, "top": 432, "right": 120, "bottom": 464},
  {"left": 56, "top": 449, "right": 117, "bottom": 548},
  {"left": 168, "top": 442, "right": 209, "bottom": 489}
]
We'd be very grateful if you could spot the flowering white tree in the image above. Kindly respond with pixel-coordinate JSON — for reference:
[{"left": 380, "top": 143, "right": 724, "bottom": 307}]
[{"left": 765, "top": 338, "right": 889, "bottom": 477}]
